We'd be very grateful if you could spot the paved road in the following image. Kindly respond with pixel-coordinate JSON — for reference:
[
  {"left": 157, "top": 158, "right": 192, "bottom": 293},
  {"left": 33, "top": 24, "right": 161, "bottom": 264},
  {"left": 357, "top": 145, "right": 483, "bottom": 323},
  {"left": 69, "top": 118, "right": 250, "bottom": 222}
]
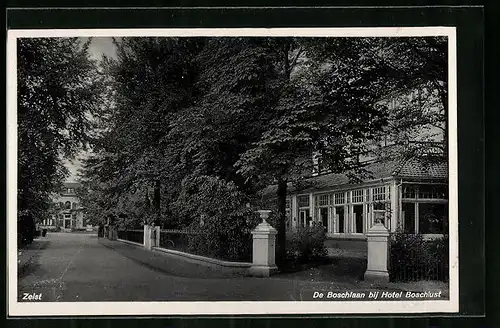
[{"left": 18, "top": 232, "right": 356, "bottom": 302}]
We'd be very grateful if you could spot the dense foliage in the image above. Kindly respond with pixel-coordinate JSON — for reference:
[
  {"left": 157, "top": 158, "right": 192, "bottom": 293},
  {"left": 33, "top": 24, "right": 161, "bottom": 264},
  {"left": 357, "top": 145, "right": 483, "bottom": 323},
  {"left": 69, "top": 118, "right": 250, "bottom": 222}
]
[
  {"left": 175, "top": 175, "right": 261, "bottom": 262},
  {"left": 17, "top": 38, "right": 102, "bottom": 245},
  {"left": 284, "top": 222, "right": 328, "bottom": 268},
  {"left": 389, "top": 230, "right": 449, "bottom": 282},
  {"left": 76, "top": 36, "right": 447, "bottom": 266}
]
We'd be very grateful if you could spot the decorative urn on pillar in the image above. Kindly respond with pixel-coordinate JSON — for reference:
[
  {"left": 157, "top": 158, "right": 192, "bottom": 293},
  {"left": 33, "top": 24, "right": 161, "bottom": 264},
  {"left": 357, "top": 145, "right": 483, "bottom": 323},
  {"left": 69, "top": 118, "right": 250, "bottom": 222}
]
[{"left": 249, "top": 210, "right": 278, "bottom": 277}]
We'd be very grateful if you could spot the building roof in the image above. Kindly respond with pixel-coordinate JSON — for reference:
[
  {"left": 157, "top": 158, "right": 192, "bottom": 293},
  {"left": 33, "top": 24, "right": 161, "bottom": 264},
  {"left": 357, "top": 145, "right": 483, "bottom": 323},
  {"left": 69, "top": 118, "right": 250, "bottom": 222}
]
[
  {"left": 63, "top": 182, "right": 82, "bottom": 189},
  {"left": 262, "top": 156, "right": 448, "bottom": 197},
  {"left": 394, "top": 157, "right": 448, "bottom": 179}
]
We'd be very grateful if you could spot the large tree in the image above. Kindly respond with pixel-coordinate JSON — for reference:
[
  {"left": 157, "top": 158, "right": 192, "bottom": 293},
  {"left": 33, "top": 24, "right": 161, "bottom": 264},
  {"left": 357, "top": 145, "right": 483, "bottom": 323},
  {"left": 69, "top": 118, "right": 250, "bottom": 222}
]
[
  {"left": 363, "top": 37, "right": 448, "bottom": 160},
  {"left": 235, "top": 37, "right": 448, "bottom": 266},
  {"left": 79, "top": 37, "right": 205, "bottom": 227},
  {"left": 17, "top": 37, "right": 102, "bottom": 244},
  {"left": 79, "top": 36, "right": 447, "bottom": 267},
  {"left": 235, "top": 37, "right": 393, "bottom": 266}
]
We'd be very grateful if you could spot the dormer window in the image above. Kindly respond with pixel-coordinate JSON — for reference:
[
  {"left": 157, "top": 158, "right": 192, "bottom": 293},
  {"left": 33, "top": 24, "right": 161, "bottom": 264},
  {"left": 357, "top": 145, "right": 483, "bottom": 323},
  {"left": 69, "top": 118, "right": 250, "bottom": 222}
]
[{"left": 67, "top": 188, "right": 75, "bottom": 194}]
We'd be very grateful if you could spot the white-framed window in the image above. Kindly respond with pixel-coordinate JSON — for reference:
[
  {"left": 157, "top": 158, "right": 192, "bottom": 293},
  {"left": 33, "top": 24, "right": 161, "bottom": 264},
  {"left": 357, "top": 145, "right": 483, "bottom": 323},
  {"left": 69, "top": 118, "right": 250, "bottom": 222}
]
[
  {"left": 418, "top": 185, "right": 447, "bottom": 199},
  {"left": 369, "top": 185, "right": 391, "bottom": 229},
  {"left": 333, "top": 206, "right": 346, "bottom": 233},
  {"left": 316, "top": 194, "right": 330, "bottom": 207},
  {"left": 315, "top": 193, "right": 332, "bottom": 232},
  {"left": 298, "top": 209, "right": 311, "bottom": 228},
  {"left": 402, "top": 201, "right": 448, "bottom": 234},
  {"left": 352, "top": 189, "right": 364, "bottom": 203},
  {"left": 298, "top": 195, "right": 310, "bottom": 208},
  {"left": 403, "top": 185, "right": 417, "bottom": 199},
  {"left": 372, "top": 186, "right": 386, "bottom": 202},
  {"left": 351, "top": 203, "right": 364, "bottom": 233},
  {"left": 334, "top": 192, "right": 345, "bottom": 205},
  {"left": 318, "top": 207, "right": 329, "bottom": 232},
  {"left": 285, "top": 198, "right": 292, "bottom": 230},
  {"left": 297, "top": 195, "right": 311, "bottom": 228},
  {"left": 401, "top": 183, "right": 448, "bottom": 234}
]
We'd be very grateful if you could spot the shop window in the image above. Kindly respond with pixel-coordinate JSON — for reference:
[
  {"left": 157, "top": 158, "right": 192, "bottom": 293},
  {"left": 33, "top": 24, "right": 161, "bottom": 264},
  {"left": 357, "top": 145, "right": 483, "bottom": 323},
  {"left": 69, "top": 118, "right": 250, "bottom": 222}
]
[{"left": 419, "top": 203, "right": 448, "bottom": 234}]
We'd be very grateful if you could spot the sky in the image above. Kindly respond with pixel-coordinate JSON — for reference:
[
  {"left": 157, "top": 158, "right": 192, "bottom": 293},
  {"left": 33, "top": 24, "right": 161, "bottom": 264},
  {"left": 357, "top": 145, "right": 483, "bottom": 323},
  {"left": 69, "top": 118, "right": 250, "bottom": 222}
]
[
  {"left": 64, "top": 37, "right": 117, "bottom": 182},
  {"left": 88, "top": 37, "right": 117, "bottom": 60}
]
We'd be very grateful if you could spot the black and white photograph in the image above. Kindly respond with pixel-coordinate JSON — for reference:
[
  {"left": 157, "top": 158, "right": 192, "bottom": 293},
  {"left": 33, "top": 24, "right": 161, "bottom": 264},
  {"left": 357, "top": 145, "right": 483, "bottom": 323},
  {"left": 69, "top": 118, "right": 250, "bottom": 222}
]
[{"left": 7, "top": 27, "right": 458, "bottom": 315}]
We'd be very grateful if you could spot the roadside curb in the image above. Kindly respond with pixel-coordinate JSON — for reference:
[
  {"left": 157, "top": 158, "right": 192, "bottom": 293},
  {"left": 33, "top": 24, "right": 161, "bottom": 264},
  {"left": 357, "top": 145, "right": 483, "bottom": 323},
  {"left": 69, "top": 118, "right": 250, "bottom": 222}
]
[{"left": 152, "top": 247, "right": 252, "bottom": 269}]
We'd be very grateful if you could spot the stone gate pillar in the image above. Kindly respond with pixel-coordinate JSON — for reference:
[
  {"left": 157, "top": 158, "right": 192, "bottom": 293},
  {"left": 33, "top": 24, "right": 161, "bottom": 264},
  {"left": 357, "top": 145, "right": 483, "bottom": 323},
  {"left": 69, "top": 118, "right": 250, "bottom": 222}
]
[
  {"left": 108, "top": 225, "right": 117, "bottom": 241},
  {"left": 143, "top": 225, "right": 152, "bottom": 250},
  {"left": 364, "top": 222, "right": 390, "bottom": 282},
  {"left": 249, "top": 210, "right": 278, "bottom": 277},
  {"left": 153, "top": 226, "right": 161, "bottom": 247}
]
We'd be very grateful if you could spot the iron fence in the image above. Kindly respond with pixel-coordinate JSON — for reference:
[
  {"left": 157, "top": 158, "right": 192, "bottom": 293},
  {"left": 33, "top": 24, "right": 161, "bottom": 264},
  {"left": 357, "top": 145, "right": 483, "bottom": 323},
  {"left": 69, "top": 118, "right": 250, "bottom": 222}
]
[
  {"left": 117, "top": 229, "right": 144, "bottom": 245},
  {"left": 389, "top": 235, "right": 449, "bottom": 282},
  {"left": 159, "top": 229, "right": 253, "bottom": 263},
  {"left": 159, "top": 229, "right": 205, "bottom": 253}
]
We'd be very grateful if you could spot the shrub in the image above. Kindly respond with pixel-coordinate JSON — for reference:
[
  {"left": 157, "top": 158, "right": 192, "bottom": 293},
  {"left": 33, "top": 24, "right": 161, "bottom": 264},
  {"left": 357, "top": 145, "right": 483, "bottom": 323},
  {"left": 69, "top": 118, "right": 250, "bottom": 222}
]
[
  {"left": 284, "top": 222, "right": 328, "bottom": 268},
  {"left": 173, "top": 175, "right": 261, "bottom": 262},
  {"left": 389, "top": 230, "right": 449, "bottom": 282}
]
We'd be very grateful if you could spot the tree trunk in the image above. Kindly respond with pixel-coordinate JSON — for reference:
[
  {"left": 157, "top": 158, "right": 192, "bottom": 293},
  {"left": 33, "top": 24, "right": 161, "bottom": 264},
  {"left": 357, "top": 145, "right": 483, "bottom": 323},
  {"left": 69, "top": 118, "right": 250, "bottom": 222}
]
[
  {"left": 276, "top": 178, "right": 287, "bottom": 268},
  {"left": 153, "top": 179, "right": 161, "bottom": 225}
]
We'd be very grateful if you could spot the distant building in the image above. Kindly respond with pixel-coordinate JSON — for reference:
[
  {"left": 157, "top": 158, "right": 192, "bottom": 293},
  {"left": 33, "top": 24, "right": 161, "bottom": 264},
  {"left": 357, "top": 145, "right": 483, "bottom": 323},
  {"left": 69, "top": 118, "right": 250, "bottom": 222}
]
[{"left": 40, "top": 182, "right": 89, "bottom": 231}]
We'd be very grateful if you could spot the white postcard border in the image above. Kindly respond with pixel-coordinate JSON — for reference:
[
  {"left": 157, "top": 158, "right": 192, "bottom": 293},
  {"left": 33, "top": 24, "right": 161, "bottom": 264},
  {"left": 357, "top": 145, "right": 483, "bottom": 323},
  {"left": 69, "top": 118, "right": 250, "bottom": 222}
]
[{"left": 7, "top": 26, "right": 458, "bottom": 316}]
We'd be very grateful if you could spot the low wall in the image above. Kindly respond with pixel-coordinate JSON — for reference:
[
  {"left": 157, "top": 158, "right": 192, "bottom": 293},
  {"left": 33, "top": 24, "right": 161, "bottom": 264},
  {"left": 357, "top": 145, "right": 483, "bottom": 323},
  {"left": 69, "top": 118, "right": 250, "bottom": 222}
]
[
  {"left": 153, "top": 246, "right": 252, "bottom": 274},
  {"left": 115, "top": 219, "right": 277, "bottom": 277},
  {"left": 114, "top": 237, "right": 252, "bottom": 275},
  {"left": 117, "top": 238, "right": 144, "bottom": 248}
]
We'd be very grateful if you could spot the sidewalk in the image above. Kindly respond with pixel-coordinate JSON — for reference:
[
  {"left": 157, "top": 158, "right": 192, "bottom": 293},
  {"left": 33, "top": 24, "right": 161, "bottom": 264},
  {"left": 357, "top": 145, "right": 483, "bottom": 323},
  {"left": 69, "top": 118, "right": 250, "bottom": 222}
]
[
  {"left": 99, "top": 238, "right": 249, "bottom": 279},
  {"left": 18, "top": 237, "right": 50, "bottom": 277}
]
